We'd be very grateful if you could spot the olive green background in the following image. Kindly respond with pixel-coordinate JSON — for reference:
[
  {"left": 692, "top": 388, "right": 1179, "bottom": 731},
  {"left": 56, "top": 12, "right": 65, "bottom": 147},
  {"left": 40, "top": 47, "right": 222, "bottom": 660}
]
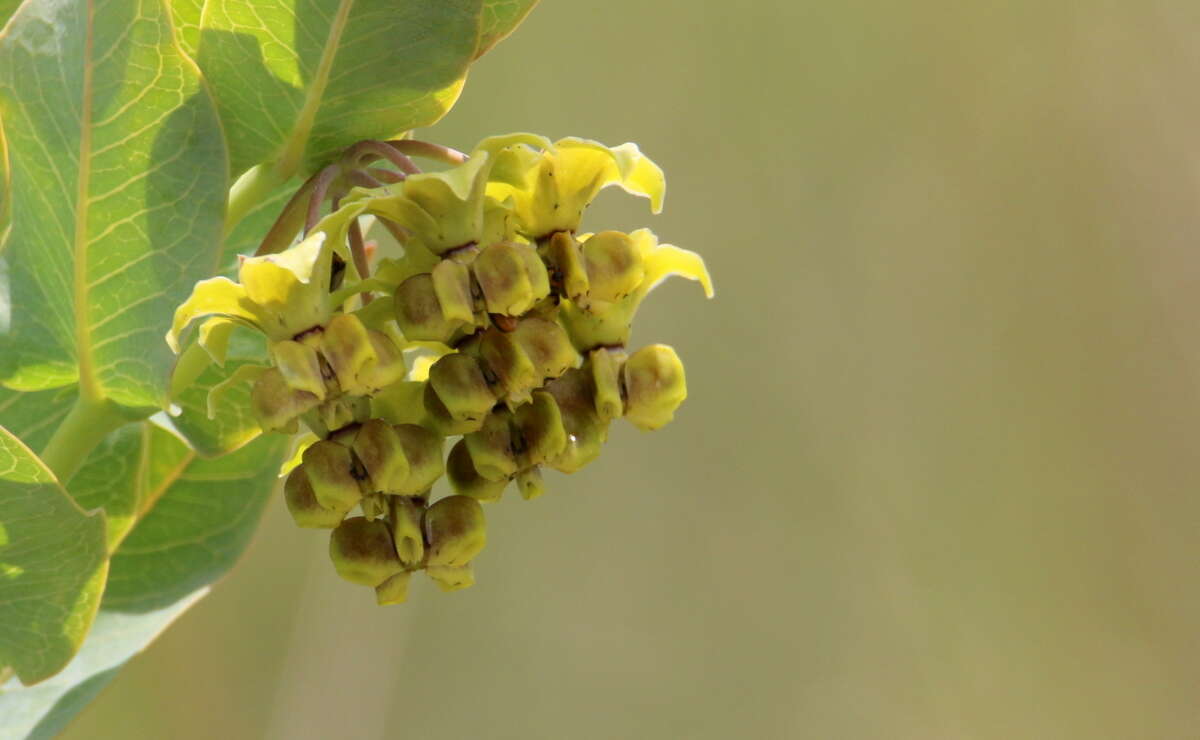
[{"left": 65, "top": 2, "right": 1200, "bottom": 738}]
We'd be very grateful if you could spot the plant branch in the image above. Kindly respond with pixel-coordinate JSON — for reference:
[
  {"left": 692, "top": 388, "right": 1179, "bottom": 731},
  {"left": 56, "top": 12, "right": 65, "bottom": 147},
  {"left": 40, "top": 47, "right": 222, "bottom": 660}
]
[
  {"left": 39, "top": 396, "right": 129, "bottom": 483},
  {"left": 387, "top": 139, "right": 468, "bottom": 165}
]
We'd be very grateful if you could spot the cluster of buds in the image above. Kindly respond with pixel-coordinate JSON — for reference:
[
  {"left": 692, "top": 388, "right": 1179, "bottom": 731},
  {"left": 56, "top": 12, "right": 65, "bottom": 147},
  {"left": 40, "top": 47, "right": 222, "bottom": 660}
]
[{"left": 168, "top": 134, "right": 711, "bottom": 605}]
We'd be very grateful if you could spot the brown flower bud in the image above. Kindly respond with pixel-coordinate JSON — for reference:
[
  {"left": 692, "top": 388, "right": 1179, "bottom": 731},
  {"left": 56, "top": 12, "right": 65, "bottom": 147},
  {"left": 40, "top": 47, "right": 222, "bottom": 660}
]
[
  {"left": 351, "top": 419, "right": 410, "bottom": 494},
  {"left": 302, "top": 439, "right": 364, "bottom": 511},
  {"left": 329, "top": 517, "right": 403, "bottom": 587},
  {"left": 391, "top": 423, "right": 445, "bottom": 495},
  {"left": 623, "top": 344, "right": 687, "bottom": 431},
  {"left": 283, "top": 467, "right": 349, "bottom": 528},
  {"left": 423, "top": 495, "right": 487, "bottom": 567},
  {"left": 447, "top": 439, "right": 508, "bottom": 503}
]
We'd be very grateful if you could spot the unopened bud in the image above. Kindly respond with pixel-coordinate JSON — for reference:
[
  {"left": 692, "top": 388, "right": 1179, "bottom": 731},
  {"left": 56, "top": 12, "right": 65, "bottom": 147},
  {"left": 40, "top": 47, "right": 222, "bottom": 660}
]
[
  {"left": 514, "top": 391, "right": 568, "bottom": 468},
  {"left": 329, "top": 517, "right": 403, "bottom": 587},
  {"left": 424, "top": 495, "right": 487, "bottom": 567},
  {"left": 284, "top": 467, "right": 349, "bottom": 528},
  {"left": 546, "top": 370, "right": 611, "bottom": 473},
  {"left": 271, "top": 340, "right": 327, "bottom": 399},
  {"left": 357, "top": 330, "right": 406, "bottom": 393},
  {"left": 542, "top": 230, "right": 589, "bottom": 300},
  {"left": 431, "top": 258, "right": 477, "bottom": 325},
  {"left": 320, "top": 314, "right": 376, "bottom": 395},
  {"left": 447, "top": 439, "right": 508, "bottom": 502},
  {"left": 375, "top": 570, "right": 412, "bottom": 605},
  {"left": 516, "top": 467, "right": 545, "bottom": 500},
  {"left": 393, "top": 273, "right": 464, "bottom": 343},
  {"left": 464, "top": 411, "right": 518, "bottom": 481},
  {"left": 580, "top": 231, "right": 644, "bottom": 308},
  {"left": 510, "top": 317, "right": 578, "bottom": 382},
  {"left": 479, "top": 328, "right": 538, "bottom": 405},
  {"left": 425, "top": 564, "right": 474, "bottom": 592},
  {"left": 252, "top": 367, "right": 320, "bottom": 433},
  {"left": 351, "top": 419, "right": 411, "bottom": 493},
  {"left": 302, "top": 439, "right": 364, "bottom": 510},
  {"left": 392, "top": 423, "right": 445, "bottom": 495},
  {"left": 472, "top": 242, "right": 549, "bottom": 316},
  {"left": 428, "top": 353, "right": 497, "bottom": 424},
  {"left": 623, "top": 344, "right": 687, "bottom": 430},
  {"left": 423, "top": 382, "right": 485, "bottom": 435}
]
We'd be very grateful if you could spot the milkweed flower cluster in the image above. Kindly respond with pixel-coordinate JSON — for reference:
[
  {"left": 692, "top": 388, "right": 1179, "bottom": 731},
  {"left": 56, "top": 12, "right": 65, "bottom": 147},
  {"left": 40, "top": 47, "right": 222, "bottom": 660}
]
[{"left": 168, "top": 134, "right": 712, "bottom": 604}]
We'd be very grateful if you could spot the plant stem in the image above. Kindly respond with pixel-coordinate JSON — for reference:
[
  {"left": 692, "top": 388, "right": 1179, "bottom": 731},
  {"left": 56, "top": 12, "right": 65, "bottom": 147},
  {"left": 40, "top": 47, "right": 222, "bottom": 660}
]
[
  {"left": 39, "top": 395, "right": 128, "bottom": 483},
  {"left": 387, "top": 139, "right": 468, "bottom": 165},
  {"left": 226, "top": 164, "right": 286, "bottom": 238}
]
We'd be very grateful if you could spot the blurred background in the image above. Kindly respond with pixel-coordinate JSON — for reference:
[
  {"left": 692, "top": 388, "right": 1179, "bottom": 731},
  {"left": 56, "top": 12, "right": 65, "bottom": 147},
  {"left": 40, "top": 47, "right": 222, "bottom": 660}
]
[{"left": 65, "top": 1, "right": 1200, "bottom": 738}]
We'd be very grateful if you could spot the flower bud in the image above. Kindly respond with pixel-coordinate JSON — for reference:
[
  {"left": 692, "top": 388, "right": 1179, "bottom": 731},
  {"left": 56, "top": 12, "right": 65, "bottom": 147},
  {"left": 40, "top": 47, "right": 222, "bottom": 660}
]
[
  {"left": 510, "top": 317, "right": 578, "bottom": 382},
  {"left": 360, "top": 492, "right": 387, "bottom": 521},
  {"left": 516, "top": 467, "right": 545, "bottom": 500},
  {"left": 588, "top": 348, "right": 625, "bottom": 421},
  {"left": 472, "top": 242, "right": 549, "bottom": 316},
  {"left": 393, "top": 273, "right": 464, "bottom": 342},
  {"left": 478, "top": 328, "right": 538, "bottom": 405},
  {"left": 623, "top": 344, "right": 687, "bottom": 430},
  {"left": 580, "top": 231, "right": 644, "bottom": 308},
  {"left": 375, "top": 571, "right": 412, "bottom": 605},
  {"left": 431, "top": 258, "right": 477, "bottom": 325},
  {"left": 310, "top": 394, "right": 368, "bottom": 436},
  {"left": 514, "top": 391, "right": 568, "bottom": 468},
  {"left": 302, "top": 439, "right": 364, "bottom": 511},
  {"left": 428, "top": 353, "right": 497, "bottom": 424},
  {"left": 329, "top": 517, "right": 403, "bottom": 587},
  {"left": 283, "top": 467, "right": 349, "bottom": 528},
  {"left": 546, "top": 369, "right": 611, "bottom": 473},
  {"left": 425, "top": 564, "right": 474, "bottom": 592},
  {"left": 392, "top": 423, "right": 445, "bottom": 495},
  {"left": 423, "top": 382, "right": 485, "bottom": 435},
  {"left": 357, "top": 330, "right": 406, "bottom": 393},
  {"left": 464, "top": 411, "right": 518, "bottom": 481},
  {"left": 541, "top": 230, "right": 589, "bottom": 300},
  {"left": 424, "top": 495, "right": 487, "bottom": 567},
  {"left": 251, "top": 367, "right": 320, "bottom": 433},
  {"left": 271, "top": 340, "right": 327, "bottom": 399},
  {"left": 351, "top": 419, "right": 410, "bottom": 493},
  {"left": 447, "top": 439, "right": 508, "bottom": 503},
  {"left": 388, "top": 496, "right": 425, "bottom": 566},
  {"left": 320, "top": 314, "right": 376, "bottom": 396}
]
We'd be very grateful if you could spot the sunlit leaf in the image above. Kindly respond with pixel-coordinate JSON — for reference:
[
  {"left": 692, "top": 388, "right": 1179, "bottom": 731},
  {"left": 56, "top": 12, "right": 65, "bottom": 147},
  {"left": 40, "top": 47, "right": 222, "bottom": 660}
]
[
  {"left": 0, "top": 0, "right": 228, "bottom": 409},
  {"left": 196, "top": 0, "right": 483, "bottom": 178},
  {"left": 476, "top": 0, "right": 539, "bottom": 59},
  {"left": 0, "top": 426, "right": 107, "bottom": 686}
]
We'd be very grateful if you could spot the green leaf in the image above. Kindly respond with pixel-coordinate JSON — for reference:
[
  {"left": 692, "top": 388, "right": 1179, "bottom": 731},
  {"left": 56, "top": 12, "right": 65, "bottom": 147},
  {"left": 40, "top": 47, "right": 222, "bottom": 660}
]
[
  {"left": 168, "top": 0, "right": 204, "bottom": 57},
  {"left": 220, "top": 179, "right": 298, "bottom": 273},
  {"left": 195, "top": 0, "right": 484, "bottom": 178},
  {"left": 172, "top": 353, "right": 267, "bottom": 458},
  {"left": 0, "top": 0, "right": 228, "bottom": 409},
  {"left": 0, "top": 1, "right": 21, "bottom": 30},
  {"left": 0, "top": 590, "right": 203, "bottom": 740},
  {"left": 0, "top": 426, "right": 108, "bottom": 686},
  {"left": 0, "top": 386, "right": 77, "bottom": 452},
  {"left": 476, "top": 0, "right": 538, "bottom": 59},
  {"left": 101, "top": 432, "right": 289, "bottom": 611}
]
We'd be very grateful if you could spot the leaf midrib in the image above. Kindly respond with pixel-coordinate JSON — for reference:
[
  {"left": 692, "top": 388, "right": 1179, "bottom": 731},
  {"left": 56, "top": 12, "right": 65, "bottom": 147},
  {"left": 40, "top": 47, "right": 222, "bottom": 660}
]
[
  {"left": 272, "top": 0, "right": 356, "bottom": 178},
  {"left": 73, "top": 0, "right": 100, "bottom": 401}
]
